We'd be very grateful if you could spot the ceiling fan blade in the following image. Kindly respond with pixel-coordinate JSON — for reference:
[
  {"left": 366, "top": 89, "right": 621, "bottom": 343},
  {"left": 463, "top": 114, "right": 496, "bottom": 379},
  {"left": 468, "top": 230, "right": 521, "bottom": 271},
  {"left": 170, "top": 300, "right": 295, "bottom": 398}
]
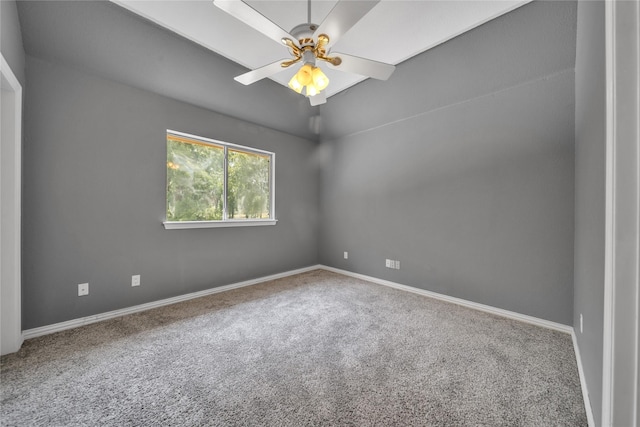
[
  {"left": 312, "top": 1, "right": 380, "bottom": 49},
  {"left": 213, "top": 0, "right": 297, "bottom": 47},
  {"left": 309, "top": 91, "right": 327, "bottom": 106},
  {"left": 329, "top": 53, "right": 395, "bottom": 80},
  {"left": 234, "top": 59, "right": 290, "bottom": 85}
]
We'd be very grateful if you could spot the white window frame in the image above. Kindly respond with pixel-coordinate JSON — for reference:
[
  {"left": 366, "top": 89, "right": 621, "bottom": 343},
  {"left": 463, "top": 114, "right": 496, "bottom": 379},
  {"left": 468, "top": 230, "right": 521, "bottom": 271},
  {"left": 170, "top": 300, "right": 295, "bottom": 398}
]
[{"left": 163, "top": 130, "right": 276, "bottom": 229}]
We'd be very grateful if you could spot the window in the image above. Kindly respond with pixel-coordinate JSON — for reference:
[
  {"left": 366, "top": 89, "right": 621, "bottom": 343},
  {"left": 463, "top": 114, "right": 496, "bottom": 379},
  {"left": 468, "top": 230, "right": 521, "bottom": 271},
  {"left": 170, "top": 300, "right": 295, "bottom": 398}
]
[{"left": 164, "top": 130, "right": 276, "bottom": 229}]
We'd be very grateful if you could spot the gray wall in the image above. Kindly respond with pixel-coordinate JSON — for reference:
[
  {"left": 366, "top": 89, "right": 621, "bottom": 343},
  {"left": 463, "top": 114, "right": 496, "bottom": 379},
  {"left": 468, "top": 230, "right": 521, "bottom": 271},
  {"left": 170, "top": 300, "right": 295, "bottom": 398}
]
[
  {"left": 0, "top": 0, "right": 25, "bottom": 85},
  {"left": 319, "top": 1, "right": 577, "bottom": 325},
  {"left": 16, "top": 0, "right": 318, "bottom": 141},
  {"left": 22, "top": 56, "right": 319, "bottom": 329},
  {"left": 573, "top": 1, "right": 605, "bottom": 423},
  {"left": 17, "top": 1, "right": 581, "bottom": 328}
]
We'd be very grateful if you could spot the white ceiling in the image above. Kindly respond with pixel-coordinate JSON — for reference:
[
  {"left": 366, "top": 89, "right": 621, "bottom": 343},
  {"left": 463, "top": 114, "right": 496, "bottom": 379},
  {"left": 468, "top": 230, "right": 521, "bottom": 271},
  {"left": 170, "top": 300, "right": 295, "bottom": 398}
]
[{"left": 112, "top": 0, "right": 530, "bottom": 98}]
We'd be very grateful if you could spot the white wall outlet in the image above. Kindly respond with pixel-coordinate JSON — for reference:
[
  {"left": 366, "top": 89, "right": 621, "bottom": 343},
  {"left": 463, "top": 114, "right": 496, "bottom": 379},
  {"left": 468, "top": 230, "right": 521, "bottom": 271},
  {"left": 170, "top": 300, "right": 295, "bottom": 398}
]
[
  {"left": 132, "top": 274, "right": 141, "bottom": 287},
  {"left": 344, "top": 252, "right": 348, "bottom": 260},
  {"left": 78, "top": 283, "right": 89, "bottom": 296},
  {"left": 580, "top": 313, "right": 583, "bottom": 333},
  {"left": 386, "top": 259, "right": 400, "bottom": 269}
]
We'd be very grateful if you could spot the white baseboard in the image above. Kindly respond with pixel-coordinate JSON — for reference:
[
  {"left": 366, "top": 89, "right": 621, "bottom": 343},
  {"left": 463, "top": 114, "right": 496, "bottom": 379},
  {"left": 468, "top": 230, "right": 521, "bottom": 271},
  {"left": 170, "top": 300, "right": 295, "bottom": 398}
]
[
  {"left": 23, "top": 264, "right": 571, "bottom": 338},
  {"left": 22, "top": 265, "right": 322, "bottom": 340},
  {"left": 572, "top": 331, "right": 596, "bottom": 427},
  {"left": 318, "top": 265, "right": 573, "bottom": 334},
  {"left": 22, "top": 264, "right": 573, "bottom": 339}
]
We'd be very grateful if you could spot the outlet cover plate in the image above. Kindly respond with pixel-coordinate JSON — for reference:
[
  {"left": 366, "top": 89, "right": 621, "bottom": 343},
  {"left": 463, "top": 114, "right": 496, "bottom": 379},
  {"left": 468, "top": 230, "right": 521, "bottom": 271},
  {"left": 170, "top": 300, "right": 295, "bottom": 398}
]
[
  {"left": 132, "top": 275, "right": 141, "bottom": 287},
  {"left": 78, "top": 283, "right": 89, "bottom": 296}
]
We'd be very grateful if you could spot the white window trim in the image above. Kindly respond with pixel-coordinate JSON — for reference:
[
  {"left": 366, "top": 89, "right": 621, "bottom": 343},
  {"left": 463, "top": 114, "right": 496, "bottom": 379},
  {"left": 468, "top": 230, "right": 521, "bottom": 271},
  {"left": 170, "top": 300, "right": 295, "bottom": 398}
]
[
  {"left": 164, "top": 130, "right": 276, "bottom": 229},
  {"left": 163, "top": 219, "right": 277, "bottom": 229}
]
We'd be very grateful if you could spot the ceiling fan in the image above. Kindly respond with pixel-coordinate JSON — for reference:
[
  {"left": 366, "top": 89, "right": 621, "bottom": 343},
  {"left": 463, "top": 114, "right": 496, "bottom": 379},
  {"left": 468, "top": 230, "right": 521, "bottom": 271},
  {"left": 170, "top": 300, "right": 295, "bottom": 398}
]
[{"left": 213, "top": 0, "right": 396, "bottom": 106}]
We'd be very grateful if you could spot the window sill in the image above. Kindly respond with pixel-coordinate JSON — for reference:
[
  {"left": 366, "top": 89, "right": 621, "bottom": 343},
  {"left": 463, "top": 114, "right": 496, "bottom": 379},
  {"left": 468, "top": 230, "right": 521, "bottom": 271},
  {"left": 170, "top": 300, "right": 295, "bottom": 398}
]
[{"left": 163, "top": 219, "right": 277, "bottom": 230}]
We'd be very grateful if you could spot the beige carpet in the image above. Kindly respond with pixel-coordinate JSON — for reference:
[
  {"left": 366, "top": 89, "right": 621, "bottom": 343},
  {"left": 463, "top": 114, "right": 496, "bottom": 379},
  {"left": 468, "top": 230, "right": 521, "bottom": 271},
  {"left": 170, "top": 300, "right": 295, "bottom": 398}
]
[{"left": 1, "top": 270, "right": 587, "bottom": 426}]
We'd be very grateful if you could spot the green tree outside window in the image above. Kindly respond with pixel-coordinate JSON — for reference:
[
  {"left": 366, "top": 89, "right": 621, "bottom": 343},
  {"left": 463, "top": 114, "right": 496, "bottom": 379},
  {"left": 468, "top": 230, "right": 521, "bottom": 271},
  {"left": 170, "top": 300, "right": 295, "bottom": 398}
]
[{"left": 166, "top": 133, "right": 272, "bottom": 222}]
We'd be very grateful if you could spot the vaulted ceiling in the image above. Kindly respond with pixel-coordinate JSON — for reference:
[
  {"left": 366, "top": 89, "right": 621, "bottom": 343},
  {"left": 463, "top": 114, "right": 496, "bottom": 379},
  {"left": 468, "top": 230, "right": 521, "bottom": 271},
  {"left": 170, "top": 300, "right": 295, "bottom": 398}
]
[
  {"left": 16, "top": 1, "right": 570, "bottom": 141},
  {"left": 111, "top": 0, "right": 530, "bottom": 98}
]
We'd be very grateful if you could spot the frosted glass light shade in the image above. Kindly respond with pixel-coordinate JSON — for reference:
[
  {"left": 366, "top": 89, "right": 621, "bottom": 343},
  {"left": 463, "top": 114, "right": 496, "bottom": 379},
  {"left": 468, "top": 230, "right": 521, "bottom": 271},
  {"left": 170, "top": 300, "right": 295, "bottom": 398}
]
[{"left": 288, "top": 63, "right": 330, "bottom": 98}]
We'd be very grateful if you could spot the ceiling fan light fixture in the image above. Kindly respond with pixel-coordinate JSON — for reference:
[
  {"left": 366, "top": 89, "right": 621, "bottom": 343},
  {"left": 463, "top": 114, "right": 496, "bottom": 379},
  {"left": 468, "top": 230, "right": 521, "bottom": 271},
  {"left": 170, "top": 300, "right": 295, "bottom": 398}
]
[
  {"left": 289, "top": 63, "right": 329, "bottom": 98},
  {"left": 306, "top": 84, "right": 319, "bottom": 97},
  {"left": 215, "top": 0, "right": 396, "bottom": 106},
  {"left": 295, "top": 64, "right": 313, "bottom": 86},
  {"left": 311, "top": 66, "right": 329, "bottom": 91},
  {"left": 288, "top": 75, "right": 304, "bottom": 94}
]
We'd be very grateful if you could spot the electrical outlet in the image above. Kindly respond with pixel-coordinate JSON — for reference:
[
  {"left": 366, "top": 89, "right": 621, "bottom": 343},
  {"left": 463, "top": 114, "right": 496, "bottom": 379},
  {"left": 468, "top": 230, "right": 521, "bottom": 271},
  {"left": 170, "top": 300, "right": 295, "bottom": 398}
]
[
  {"left": 78, "top": 283, "right": 89, "bottom": 296},
  {"left": 385, "top": 259, "right": 391, "bottom": 268},
  {"left": 344, "top": 252, "right": 348, "bottom": 260},
  {"left": 395, "top": 260, "right": 400, "bottom": 270},
  {"left": 132, "top": 275, "right": 140, "bottom": 287},
  {"left": 580, "top": 314, "right": 583, "bottom": 334}
]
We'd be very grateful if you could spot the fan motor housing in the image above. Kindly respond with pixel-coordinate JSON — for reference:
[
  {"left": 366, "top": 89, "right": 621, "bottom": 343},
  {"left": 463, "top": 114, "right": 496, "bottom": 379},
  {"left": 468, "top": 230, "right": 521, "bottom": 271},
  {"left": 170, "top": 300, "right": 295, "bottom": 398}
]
[{"left": 290, "top": 23, "right": 318, "bottom": 47}]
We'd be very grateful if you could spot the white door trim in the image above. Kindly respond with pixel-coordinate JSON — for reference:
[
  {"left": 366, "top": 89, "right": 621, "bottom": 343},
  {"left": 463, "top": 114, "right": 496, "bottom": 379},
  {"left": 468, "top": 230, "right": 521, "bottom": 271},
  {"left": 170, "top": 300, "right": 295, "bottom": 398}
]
[
  {"left": 602, "top": 0, "right": 640, "bottom": 425},
  {"left": 0, "top": 53, "right": 23, "bottom": 355}
]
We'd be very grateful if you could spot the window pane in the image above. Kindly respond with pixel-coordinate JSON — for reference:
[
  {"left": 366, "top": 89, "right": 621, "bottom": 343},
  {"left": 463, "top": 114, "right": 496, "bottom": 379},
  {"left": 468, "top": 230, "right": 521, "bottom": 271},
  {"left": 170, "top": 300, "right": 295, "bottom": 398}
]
[
  {"left": 227, "top": 149, "right": 271, "bottom": 219},
  {"left": 167, "top": 136, "right": 224, "bottom": 221}
]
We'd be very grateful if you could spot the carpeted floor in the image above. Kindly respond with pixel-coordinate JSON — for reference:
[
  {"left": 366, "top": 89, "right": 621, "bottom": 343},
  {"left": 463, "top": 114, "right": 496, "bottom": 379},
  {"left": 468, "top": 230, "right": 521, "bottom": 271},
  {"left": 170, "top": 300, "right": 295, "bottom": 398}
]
[{"left": 1, "top": 270, "right": 587, "bottom": 426}]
